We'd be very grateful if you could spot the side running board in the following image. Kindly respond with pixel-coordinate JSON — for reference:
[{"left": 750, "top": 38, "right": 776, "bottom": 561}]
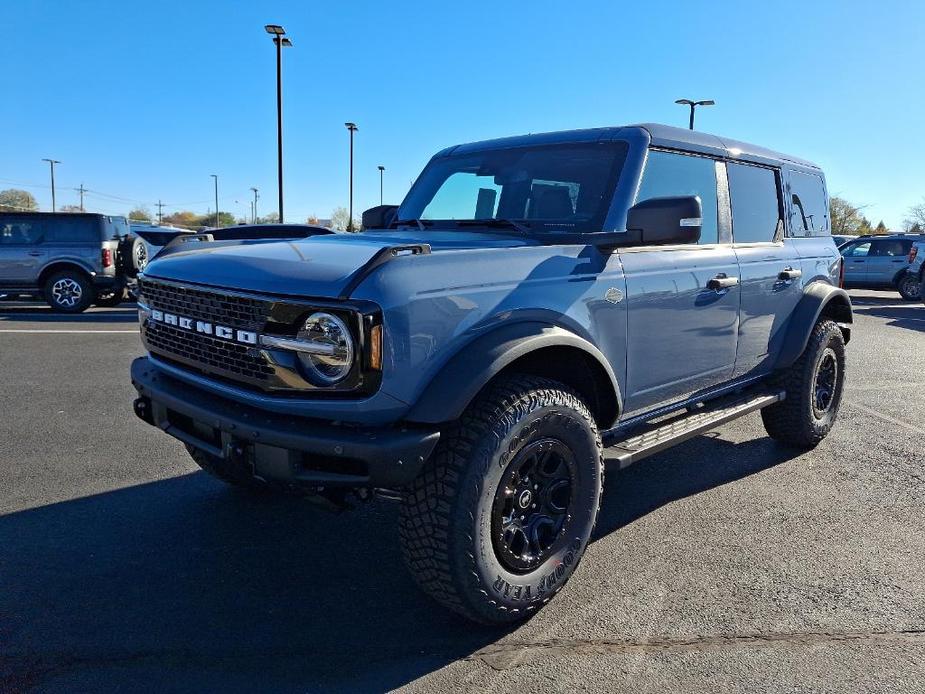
[{"left": 605, "top": 390, "right": 785, "bottom": 469}]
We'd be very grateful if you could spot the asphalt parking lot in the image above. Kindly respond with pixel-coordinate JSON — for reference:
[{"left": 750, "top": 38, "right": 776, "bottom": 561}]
[{"left": 1, "top": 291, "right": 923, "bottom": 693}]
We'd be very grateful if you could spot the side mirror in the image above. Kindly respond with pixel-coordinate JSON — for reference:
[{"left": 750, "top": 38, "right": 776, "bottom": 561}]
[
  {"left": 626, "top": 196, "right": 702, "bottom": 245},
  {"left": 362, "top": 205, "right": 398, "bottom": 230}
]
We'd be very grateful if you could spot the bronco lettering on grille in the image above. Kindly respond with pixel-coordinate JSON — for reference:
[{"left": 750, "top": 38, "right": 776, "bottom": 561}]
[{"left": 149, "top": 308, "right": 258, "bottom": 346}]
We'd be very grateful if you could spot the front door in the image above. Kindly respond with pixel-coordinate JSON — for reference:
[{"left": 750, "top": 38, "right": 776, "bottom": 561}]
[
  {"left": 841, "top": 239, "right": 871, "bottom": 286},
  {"left": 0, "top": 216, "right": 46, "bottom": 285},
  {"left": 619, "top": 149, "right": 739, "bottom": 416}
]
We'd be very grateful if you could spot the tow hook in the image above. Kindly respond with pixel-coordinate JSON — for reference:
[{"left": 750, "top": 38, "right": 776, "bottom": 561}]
[{"left": 133, "top": 396, "right": 154, "bottom": 425}]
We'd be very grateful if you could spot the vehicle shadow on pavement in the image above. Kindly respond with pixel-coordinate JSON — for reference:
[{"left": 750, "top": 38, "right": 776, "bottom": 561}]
[
  {"left": 0, "top": 304, "right": 139, "bottom": 323},
  {"left": 0, "top": 473, "right": 505, "bottom": 692},
  {"left": 597, "top": 433, "right": 796, "bottom": 536},
  {"left": 851, "top": 303, "right": 924, "bottom": 333},
  {"left": 0, "top": 433, "right": 800, "bottom": 692}
]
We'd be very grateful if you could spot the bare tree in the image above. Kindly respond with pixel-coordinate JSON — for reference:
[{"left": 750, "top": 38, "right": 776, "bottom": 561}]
[
  {"left": 903, "top": 199, "right": 925, "bottom": 232},
  {"left": 0, "top": 188, "right": 38, "bottom": 212}
]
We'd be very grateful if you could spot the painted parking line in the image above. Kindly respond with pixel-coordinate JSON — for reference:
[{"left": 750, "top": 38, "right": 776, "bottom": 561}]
[{"left": 0, "top": 329, "right": 138, "bottom": 334}]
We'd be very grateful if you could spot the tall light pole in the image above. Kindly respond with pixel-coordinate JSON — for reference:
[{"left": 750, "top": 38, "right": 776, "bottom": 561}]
[
  {"left": 345, "top": 122, "right": 358, "bottom": 231},
  {"left": 42, "top": 159, "right": 61, "bottom": 211},
  {"left": 265, "top": 24, "right": 291, "bottom": 222},
  {"left": 250, "top": 187, "right": 259, "bottom": 224},
  {"left": 675, "top": 99, "right": 715, "bottom": 130},
  {"left": 377, "top": 165, "right": 385, "bottom": 206},
  {"left": 211, "top": 174, "right": 219, "bottom": 227}
]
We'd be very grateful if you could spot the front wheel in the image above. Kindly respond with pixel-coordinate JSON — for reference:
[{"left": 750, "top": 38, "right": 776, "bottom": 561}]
[
  {"left": 761, "top": 319, "right": 846, "bottom": 448},
  {"left": 399, "top": 374, "right": 604, "bottom": 625},
  {"left": 897, "top": 273, "right": 921, "bottom": 301}
]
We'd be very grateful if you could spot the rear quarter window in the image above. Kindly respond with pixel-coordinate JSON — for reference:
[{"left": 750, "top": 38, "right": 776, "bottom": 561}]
[
  {"left": 43, "top": 216, "right": 105, "bottom": 243},
  {"left": 788, "top": 171, "right": 829, "bottom": 237}
]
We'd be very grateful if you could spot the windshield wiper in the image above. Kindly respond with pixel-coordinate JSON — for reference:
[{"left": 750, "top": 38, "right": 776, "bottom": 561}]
[
  {"left": 456, "top": 218, "right": 532, "bottom": 234},
  {"left": 390, "top": 218, "right": 432, "bottom": 231}
]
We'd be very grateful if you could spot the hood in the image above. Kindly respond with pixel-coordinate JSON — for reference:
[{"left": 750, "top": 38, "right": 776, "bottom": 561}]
[{"left": 141, "top": 230, "right": 538, "bottom": 298}]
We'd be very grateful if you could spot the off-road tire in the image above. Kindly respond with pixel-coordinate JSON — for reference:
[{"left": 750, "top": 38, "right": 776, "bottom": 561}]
[
  {"left": 44, "top": 270, "right": 95, "bottom": 313},
  {"left": 761, "top": 319, "right": 845, "bottom": 448},
  {"left": 186, "top": 444, "right": 268, "bottom": 492},
  {"left": 399, "top": 374, "right": 604, "bottom": 625},
  {"left": 897, "top": 273, "right": 921, "bottom": 301}
]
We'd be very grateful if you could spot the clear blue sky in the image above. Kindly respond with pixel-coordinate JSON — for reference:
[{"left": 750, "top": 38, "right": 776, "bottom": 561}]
[{"left": 2, "top": 0, "right": 923, "bottom": 228}]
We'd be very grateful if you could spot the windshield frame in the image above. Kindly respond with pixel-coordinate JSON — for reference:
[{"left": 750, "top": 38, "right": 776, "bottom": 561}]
[{"left": 395, "top": 140, "right": 630, "bottom": 236}]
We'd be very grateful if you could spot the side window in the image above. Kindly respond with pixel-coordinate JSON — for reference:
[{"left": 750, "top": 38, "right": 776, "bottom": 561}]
[
  {"left": 869, "top": 240, "right": 909, "bottom": 257},
  {"left": 788, "top": 171, "right": 829, "bottom": 237},
  {"left": 44, "top": 217, "right": 103, "bottom": 243},
  {"left": 843, "top": 241, "right": 871, "bottom": 257},
  {"left": 635, "top": 150, "right": 719, "bottom": 244},
  {"left": 0, "top": 218, "right": 44, "bottom": 245},
  {"left": 727, "top": 163, "right": 781, "bottom": 243}
]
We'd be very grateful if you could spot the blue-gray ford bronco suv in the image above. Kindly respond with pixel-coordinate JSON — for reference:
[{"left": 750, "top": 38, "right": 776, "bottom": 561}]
[{"left": 131, "top": 123, "right": 851, "bottom": 624}]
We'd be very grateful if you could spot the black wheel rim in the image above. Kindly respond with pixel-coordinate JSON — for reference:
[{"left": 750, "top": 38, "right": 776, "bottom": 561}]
[
  {"left": 904, "top": 277, "right": 920, "bottom": 298},
  {"left": 812, "top": 348, "right": 838, "bottom": 417},
  {"left": 491, "top": 438, "right": 577, "bottom": 573}
]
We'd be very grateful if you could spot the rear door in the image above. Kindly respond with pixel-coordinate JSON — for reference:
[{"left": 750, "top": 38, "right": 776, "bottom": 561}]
[
  {"left": 728, "top": 162, "right": 802, "bottom": 378},
  {"left": 619, "top": 149, "right": 740, "bottom": 416},
  {"left": 865, "top": 239, "right": 911, "bottom": 285},
  {"left": 0, "top": 216, "right": 46, "bottom": 284}
]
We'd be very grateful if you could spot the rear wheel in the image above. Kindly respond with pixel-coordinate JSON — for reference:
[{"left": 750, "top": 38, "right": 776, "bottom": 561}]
[
  {"left": 897, "top": 273, "right": 921, "bottom": 301},
  {"left": 399, "top": 374, "right": 604, "bottom": 624},
  {"left": 761, "top": 319, "right": 845, "bottom": 448},
  {"left": 44, "top": 270, "right": 95, "bottom": 313}
]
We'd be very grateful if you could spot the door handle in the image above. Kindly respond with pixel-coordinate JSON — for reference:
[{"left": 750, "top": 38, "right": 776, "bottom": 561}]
[
  {"left": 892, "top": 259, "right": 905, "bottom": 263},
  {"left": 28, "top": 251, "right": 43, "bottom": 256},
  {"left": 778, "top": 267, "right": 802, "bottom": 281},
  {"left": 707, "top": 274, "right": 739, "bottom": 291}
]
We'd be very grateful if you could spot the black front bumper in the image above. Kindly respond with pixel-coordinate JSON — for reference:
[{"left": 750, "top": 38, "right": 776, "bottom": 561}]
[{"left": 131, "top": 357, "right": 439, "bottom": 488}]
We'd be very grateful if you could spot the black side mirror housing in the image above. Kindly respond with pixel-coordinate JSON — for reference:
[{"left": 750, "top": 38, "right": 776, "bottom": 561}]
[
  {"left": 362, "top": 205, "right": 399, "bottom": 230},
  {"left": 626, "top": 196, "right": 702, "bottom": 245}
]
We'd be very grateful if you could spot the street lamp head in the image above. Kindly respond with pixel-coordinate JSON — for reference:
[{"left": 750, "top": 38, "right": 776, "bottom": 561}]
[
  {"left": 264, "top": 24, "right": 286, "bottom": 35},
  {"left": 42, "top": 158, "right": 61, "bottom": 164},
  {"left": 210, "top": 173, "right": 218, "bottom": 179},
  {"left": 675, "top": 99, "right": 694, "bottom": 106},
  {"left": 280, "top": 37, "right": 292, "bottom": 47},
  {"left": 345, "top": 122, "right": 358, "bottom": 131},
  {"left": 696, "top": 100, "right": 716, "bottom": 106},
  {"left": 378, "top": 165, "right": 385, "bottom": 172}
]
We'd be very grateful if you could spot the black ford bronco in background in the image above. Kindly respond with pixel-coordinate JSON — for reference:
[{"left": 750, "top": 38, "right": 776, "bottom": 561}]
[{"left": 132, "top": 124, "right": 851, "bottom": 624}]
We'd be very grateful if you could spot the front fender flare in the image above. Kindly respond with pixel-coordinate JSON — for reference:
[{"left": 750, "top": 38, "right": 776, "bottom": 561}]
[
  {"left": 775, "top": 283, "right": 853, "bottom": 369},
  {"left": 403, "top": 322, "right": 622, "bottom": 427}
]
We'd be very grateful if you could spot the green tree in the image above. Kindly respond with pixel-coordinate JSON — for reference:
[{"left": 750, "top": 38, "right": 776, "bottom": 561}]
[
  {"left": 874, "top": 220, "right": 888, "bottom": 234},
  {"left": 0, "top": 188, "right": 38, "bottom": 212},
  {"left": 211, "top": 211, "right": 236, "bottom": 228},
  {"left": 162, "top": 211, "right": 204, "bottom": 229},
  {"left": 255, "top": 212, "right": 280, "bottom": 225},
  {"left": 829, "top": 196, "right": 871, "bottom": 236},
  {"left": 128, "top": 207, "right": 152, "bottom": 222}
]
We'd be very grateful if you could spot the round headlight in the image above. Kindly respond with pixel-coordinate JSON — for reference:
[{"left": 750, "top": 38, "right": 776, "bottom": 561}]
[{"left": 297, "top": 312, "right": 354, "bottom": 385}]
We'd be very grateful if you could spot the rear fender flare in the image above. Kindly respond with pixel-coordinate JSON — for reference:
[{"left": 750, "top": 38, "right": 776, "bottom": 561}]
[{"left": 775, "top": 283, "right": 852, "bottom": 369}]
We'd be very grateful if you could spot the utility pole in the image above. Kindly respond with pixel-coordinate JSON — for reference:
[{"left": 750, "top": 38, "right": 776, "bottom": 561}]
[
  {"left": 250, "top": 187, "right": 259, "bottom": 224},
  {"left": 42, "top": 158, "right": 61, "bottom": 212},
  {"left": 211, "top": 174, "right": 219, "bottom": 228},
  {"left": 345, "top": 122, "right": 358, "bottom": 231},
  {"left": 75, "top": 183, "right": 87, "bottom": 211},
  {"left": 156, "top": 200, "right": 165, "bottom": 225}
]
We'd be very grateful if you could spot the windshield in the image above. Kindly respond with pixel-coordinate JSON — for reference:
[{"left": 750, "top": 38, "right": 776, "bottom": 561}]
[{"left": 397, "top": 141, "right": 628, "bottom": 233}]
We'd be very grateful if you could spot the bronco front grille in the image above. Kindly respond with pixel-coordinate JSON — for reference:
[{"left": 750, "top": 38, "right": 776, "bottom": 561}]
[
  {"left": 138, "top": 278, "right": 276, "bottom": 387},
  {"left": 137, "top": 278, "right": 270, "bottom": 331}
]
